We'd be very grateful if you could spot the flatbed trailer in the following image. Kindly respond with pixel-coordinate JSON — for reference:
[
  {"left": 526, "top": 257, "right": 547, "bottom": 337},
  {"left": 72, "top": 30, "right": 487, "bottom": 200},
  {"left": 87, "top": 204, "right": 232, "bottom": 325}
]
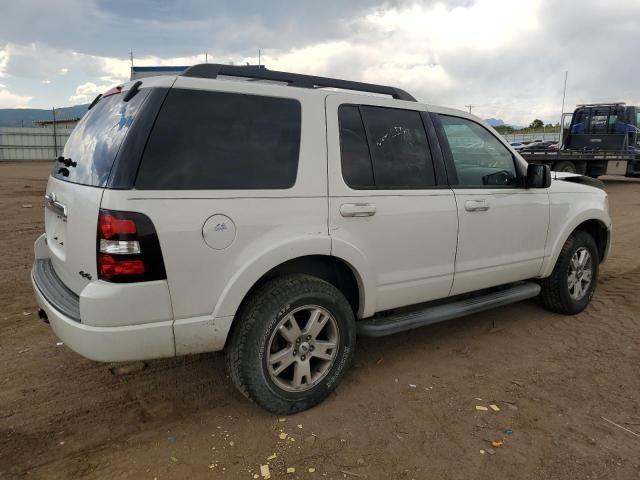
[
  {"left": 519, "top": 103, "right": 640, "bottom": 178},
  {"left": 519, "top": 150, "right": 640, "bottom": 178}
]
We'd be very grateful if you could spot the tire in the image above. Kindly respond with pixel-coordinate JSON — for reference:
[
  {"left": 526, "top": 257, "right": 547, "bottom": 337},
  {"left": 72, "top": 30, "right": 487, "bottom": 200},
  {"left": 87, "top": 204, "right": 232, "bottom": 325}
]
[
  {"left": 553, "top": 160, "right": 577, "bottom": 173},
  {"left": 540, "top": 231, "right": 599, "bottom": 315},
  {"left": 225, "top": 274, "right": 356, "bottom": 414}
]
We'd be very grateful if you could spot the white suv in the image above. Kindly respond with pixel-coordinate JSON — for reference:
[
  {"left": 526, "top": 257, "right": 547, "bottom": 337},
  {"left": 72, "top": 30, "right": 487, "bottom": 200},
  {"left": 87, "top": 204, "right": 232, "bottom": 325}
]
[{"left": 32, "top": 64, "right": 611, "bottom": 413}]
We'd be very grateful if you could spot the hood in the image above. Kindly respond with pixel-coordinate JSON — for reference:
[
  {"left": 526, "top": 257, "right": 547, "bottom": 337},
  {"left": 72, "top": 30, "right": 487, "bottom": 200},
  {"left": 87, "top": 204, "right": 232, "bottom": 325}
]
[
  {"left": 553, "top": 171, "right": 586, "bottom": 180},
  {"left": 552, "top": 171, "right": 606, "bottom": 190}
]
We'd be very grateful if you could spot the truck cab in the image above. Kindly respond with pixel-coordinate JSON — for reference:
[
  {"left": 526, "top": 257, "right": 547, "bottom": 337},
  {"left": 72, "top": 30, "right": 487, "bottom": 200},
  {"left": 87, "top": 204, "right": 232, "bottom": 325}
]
[{"left": 565, "top": 103, "right": 639, "bottom": 152}]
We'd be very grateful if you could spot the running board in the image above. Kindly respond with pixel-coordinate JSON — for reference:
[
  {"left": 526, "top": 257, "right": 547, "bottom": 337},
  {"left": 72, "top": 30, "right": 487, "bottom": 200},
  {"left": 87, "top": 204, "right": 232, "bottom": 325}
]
[{"left": 357, "top": 282, "right": 541, "bottom": 337}]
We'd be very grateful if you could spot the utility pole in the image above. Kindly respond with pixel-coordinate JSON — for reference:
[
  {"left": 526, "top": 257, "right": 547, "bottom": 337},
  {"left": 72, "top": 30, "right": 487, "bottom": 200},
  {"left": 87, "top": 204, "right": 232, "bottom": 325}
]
[
  {"left": 464, "top": 104, "right": 476, "bottom": 114},
  {"left": 559, "top": 70, "right": 568, "bottom": 143}
]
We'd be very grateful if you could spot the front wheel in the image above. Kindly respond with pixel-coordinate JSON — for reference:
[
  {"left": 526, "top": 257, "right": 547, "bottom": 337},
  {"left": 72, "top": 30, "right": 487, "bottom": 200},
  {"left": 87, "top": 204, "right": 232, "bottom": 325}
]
[
  {"left": 540, "top": 231, "right": 599, "bottom": 314},
  {"left": 225, "top": 274, "right": 356, "bottom": 414}
]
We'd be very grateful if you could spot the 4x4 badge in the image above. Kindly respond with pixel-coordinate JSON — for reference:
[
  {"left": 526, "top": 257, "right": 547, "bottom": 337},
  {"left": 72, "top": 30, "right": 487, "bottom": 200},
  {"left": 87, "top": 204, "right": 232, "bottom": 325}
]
[{"left": 78, "top": 271, "right": 92, "bottom": 280}]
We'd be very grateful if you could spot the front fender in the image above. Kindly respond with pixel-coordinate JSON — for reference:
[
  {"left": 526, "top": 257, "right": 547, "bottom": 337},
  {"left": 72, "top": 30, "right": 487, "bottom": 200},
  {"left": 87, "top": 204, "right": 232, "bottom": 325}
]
[{"left": 539, "top": 196, "right": 611, "bottom": 278}]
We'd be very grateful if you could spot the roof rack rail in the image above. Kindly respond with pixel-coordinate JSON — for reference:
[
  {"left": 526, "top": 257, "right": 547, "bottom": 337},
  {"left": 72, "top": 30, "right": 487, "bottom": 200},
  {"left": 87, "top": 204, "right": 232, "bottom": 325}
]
[
  {"left": 576, "top": 102, "right": 626, "bottom": 108},
  {"left": 181, "top": 64, "right": 417, "bottom": 102}
]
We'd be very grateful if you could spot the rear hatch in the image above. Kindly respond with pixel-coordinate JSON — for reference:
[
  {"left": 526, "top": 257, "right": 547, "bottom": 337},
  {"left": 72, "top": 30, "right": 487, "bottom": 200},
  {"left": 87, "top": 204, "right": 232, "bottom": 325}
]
[{"left": 45, "top": 84, "right": 157, "bottom": 294}]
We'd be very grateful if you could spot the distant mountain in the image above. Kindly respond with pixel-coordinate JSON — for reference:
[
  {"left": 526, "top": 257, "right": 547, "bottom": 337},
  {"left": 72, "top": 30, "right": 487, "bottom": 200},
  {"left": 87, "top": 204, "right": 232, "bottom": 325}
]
[
  {"left": 484, "top": 118, "right": 527, "bottom": 129},
  {"left": 484, "top": 118, "right": 505, "bottom": 127},
  {"left": 0, "top": 104, "right": 89, "bottom": 127}
]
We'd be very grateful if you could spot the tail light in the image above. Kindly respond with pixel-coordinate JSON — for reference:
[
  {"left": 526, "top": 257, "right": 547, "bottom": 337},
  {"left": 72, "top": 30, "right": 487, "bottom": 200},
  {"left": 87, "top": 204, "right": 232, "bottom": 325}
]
[{"left": 97, "top": 209, "right": 166, "bottom": 283}]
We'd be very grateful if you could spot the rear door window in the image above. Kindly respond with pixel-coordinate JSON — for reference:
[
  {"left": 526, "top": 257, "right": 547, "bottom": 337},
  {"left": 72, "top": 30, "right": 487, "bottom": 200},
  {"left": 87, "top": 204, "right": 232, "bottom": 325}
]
[
  {"left": 135, "top": 89, "right": 301, "bottom": 189},
  {"left": 53, "top": 89, "right": 151, "bottom": 187},
  {"left": 337, "top": 104, "right": 435, "bottom": 189}
]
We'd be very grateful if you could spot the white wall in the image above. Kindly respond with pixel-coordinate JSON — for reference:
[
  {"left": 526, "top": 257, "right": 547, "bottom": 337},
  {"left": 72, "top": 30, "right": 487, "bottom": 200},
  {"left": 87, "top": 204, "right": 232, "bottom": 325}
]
[{"left": 0, "top": 125, "right": 75, "bottom": 161}]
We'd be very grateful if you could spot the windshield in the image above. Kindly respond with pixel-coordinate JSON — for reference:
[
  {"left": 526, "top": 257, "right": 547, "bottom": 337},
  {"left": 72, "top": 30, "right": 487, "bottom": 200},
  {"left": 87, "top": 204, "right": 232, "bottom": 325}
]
[{"left": 52, "top": 89, "right": 150, "bottom": 187}]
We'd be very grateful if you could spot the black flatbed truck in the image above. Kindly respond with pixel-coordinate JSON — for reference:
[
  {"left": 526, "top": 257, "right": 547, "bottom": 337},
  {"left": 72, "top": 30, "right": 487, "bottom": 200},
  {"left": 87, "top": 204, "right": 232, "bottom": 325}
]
[{"left": 519, "top": 103, "right": 640, "bottom": 178}]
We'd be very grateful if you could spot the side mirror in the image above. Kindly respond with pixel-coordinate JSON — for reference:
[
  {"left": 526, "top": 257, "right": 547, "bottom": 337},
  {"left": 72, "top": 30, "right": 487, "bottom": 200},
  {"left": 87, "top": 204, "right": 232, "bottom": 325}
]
[{"left": 526, "top": 163, "right": 551, "bottom": 189}]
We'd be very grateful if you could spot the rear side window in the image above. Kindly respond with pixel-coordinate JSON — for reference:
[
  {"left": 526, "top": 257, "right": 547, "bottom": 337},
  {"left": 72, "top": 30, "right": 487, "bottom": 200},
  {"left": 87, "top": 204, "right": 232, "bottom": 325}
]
[
  {"left": 338, "top": 104, "right": 435, "bottom": 189},
  {"left": 136, "top": 89, "right": 301, "bottom": 189},
  {"left": 53, "top": 89, "right": 151, "bottom": 187}
]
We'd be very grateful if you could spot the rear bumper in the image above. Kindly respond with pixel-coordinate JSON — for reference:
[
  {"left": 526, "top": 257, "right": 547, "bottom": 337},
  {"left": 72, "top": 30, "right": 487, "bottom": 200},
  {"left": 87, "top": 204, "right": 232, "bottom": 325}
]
[
  {"left": 31, "top": 233, "right": 231, "bottom": 361},
  {"left": 32, "top": 262, "right": 175, "bottom": 362}
]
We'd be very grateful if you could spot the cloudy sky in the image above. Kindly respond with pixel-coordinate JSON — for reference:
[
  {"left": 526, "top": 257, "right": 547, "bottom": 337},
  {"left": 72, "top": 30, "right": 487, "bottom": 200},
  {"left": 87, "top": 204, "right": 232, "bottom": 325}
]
[{"left": 1, "top": 0, "right": 639, "bottom": 125}]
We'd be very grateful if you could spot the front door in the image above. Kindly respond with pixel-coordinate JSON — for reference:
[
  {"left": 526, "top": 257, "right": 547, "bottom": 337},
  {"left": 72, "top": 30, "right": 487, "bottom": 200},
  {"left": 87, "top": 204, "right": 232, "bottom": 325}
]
[
  {"left": 432, "top": 112, "right": 550, "bottom": 296},
  {"left": 326, "top": 95, "right": 459, "bottom": 317}
]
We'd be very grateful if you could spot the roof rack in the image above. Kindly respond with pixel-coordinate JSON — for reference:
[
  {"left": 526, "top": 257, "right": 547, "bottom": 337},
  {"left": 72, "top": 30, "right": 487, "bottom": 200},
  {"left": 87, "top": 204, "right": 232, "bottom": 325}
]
[
  {"left": 181, "top": 64, "right": 417, "bottom": 102},
  {"left": 576, "top": 102, "right": 626, "bottom": 108}
]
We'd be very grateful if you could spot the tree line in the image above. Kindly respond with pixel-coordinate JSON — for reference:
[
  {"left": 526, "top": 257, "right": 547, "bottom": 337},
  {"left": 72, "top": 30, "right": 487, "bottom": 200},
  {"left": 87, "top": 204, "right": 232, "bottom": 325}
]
[{"left": 494, "top": 119, "right": 561, "bottom": 134}]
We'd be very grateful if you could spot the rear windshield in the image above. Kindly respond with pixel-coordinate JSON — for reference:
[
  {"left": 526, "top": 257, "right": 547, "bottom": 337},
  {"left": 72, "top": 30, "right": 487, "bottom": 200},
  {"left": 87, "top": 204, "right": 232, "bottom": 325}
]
[{"left": 52, "top": 89, "right": 151, "bottom": 187}]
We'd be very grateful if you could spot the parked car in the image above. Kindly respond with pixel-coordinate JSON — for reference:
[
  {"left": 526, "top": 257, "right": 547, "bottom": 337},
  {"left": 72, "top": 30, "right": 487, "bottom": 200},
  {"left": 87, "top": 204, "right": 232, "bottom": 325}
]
[
  {"left": 520, "top": 141, "right": 558, "bottom": 152},
  {"left": 32, "top": 65, "right": 612, "bottom": 413}
]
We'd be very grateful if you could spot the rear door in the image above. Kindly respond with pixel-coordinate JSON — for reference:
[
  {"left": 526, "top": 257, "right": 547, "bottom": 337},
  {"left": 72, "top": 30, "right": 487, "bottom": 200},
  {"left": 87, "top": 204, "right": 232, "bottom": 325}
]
[
  {"left": 326, "top": 95, "right": 458, "bottom": 316},
  {"left": 45, "top": 86, "right": 155, "bottom": 294},
  {"left": 432, "top": 112, "right": 549, "bottom": 295}
]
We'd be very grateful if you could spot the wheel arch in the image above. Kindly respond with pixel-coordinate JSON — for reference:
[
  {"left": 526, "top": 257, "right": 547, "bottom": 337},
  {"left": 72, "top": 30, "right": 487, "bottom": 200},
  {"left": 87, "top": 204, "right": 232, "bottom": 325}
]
[
  {"left": 574, "top": 219, "right": 609, "bottom": 262},
  {"left": 540, "top": 214, "right": 611, "bottom": 278},
  {"left": 240, "top": 255, "right": 362, "bottom": 314},
  {"left": 211, "top": 236, "right": 374, "bottom": 316},
  {"left": 220, "top": 254, "right": 369, "bottom": 349}
]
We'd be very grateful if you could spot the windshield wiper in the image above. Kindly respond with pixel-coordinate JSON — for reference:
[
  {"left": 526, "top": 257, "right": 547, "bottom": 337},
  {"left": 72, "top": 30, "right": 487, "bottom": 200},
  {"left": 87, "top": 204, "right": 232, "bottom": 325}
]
[{"left": 88, "top": 94, "right": 102, "bottom": 110}]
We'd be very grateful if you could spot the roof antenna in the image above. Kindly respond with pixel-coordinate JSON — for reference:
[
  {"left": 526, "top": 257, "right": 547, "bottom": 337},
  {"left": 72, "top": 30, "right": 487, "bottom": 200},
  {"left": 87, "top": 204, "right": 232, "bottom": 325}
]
[
  {"left": 205, "top": 51, "right": 208, "bottom": 64},
  {"left": 258, "top": 48, "right": 261, "bottom": 67},
  {"left": 129, "top": 51, "right": 134, "bottom": 81}
]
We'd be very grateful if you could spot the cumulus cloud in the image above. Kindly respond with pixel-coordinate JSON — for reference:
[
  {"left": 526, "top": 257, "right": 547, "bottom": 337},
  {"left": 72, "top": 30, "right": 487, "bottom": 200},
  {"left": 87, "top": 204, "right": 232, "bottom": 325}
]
[
  {"left": 0, "top": 0, "right": 406, "bottom": 57},
  {"left": 0, "top": 47, "right": 7, "bottom": 77},
  {"left": 0, "top": 88, "right": 32, "bottom": 107},
  {"left": 1, "top": 0, "right": 639, "bottom": 123},
  {"left": 69, "top": 82, "right": 113, "bottom": 103}
]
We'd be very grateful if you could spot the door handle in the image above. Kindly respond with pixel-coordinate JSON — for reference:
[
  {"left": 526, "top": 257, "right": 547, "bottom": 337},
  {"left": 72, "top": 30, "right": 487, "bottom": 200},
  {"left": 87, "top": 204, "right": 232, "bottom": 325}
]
[
  {"left": 464, "top": 199, "right": 489, "bottom": 212},
  {"left": 44, "top": 193, "right": 68, "bottom": 219},
  {"left": 340, "top": 203, "right": 377, "bottom": 217}
]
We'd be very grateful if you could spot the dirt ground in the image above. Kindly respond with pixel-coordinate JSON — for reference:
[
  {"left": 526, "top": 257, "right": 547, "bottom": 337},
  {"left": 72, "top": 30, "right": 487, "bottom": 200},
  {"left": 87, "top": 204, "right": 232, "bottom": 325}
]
[{"left": 1, "top": 161, "right": 639, "bottom": 480}]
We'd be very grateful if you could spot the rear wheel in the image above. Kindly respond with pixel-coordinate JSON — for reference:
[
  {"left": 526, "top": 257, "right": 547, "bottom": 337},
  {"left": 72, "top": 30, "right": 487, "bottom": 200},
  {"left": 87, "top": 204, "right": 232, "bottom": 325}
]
[
  {"left": 540, "top": 231, "right": 599, "bottom": 314},
  {"left": 225, "top": 274, "right": 356, "bottom": 414},
  {"left": 553, "top": 160, "right": 577, "bottom": 173}
]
